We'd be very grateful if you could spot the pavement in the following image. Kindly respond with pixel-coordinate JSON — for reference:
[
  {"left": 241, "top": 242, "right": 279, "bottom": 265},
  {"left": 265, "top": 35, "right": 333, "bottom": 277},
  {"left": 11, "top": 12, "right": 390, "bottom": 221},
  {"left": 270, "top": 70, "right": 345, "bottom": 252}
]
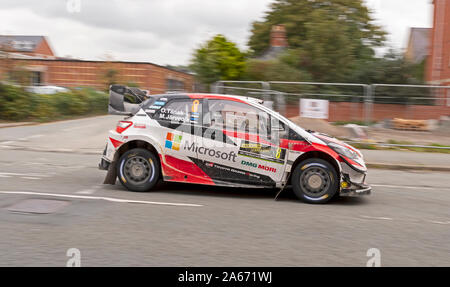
[
  {"left": 1, "top": 115, "right": 449, "bottom": 169},
  {"left": 0, "top": 122, "right": 35, "bottom": 129},
  {"left": 362, "top": 149, "right": 450, "bottom": 171},
  {"left": 0, "top": 115, "right": 449, "bottom": 266}
]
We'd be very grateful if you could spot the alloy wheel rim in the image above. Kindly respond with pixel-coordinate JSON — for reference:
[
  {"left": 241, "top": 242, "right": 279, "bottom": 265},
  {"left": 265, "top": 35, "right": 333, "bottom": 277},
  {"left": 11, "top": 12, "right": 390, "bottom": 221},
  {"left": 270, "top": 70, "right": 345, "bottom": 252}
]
[
  {"left": 299, "top": 166, "right": 331, "bottom": 198},
  {"left": 123, "top": 156, "right": 153, "bottom": 185}
]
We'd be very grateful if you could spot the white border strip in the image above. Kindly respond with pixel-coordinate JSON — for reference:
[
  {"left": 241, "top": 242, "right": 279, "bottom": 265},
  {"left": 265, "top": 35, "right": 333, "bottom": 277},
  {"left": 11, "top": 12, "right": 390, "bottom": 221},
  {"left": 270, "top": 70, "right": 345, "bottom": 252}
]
[{"left": 0, "top": 191, "right": 203, "bottom": 207}]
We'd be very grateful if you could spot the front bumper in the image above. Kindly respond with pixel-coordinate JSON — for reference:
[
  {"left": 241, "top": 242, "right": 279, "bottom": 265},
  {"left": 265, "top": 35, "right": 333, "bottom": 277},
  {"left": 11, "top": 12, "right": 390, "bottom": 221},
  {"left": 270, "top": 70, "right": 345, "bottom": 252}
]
[
  {"left": 339, "top": 171, "right": 371, "bottom": 197},
  {"left": 98, "top": 145, "right": 111, "bottom": 170},
  {"left": 340, "top": 182, "right": 372, "bottom": 196}
]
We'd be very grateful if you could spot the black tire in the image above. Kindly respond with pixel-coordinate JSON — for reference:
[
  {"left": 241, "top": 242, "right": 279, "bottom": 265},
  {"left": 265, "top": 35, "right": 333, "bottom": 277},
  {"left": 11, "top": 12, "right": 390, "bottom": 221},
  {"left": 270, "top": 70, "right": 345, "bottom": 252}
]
[
  {"left": 117, "top": 148, "right": 160, "bottom": 192},
  {"left": 291, "top": 158, "right": 339, "bottom": 204}
]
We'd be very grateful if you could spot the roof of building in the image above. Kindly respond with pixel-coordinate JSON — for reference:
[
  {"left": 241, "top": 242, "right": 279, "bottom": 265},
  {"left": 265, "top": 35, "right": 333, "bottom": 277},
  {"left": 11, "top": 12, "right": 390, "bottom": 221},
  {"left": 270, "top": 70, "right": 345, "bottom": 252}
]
[
  {"left": 406, "top": 27, "right": 430, "bottom": 63},
  {"left": 256, "top": 46, "right": 287, "bottom": 61},
  {"left": 255, "top": 24, "right": 288, "bottom": 60},
  {"left": 0, "top": 35, "right": 46, "bottom": 52},
  {"left": 0, "top": 35, "right": 192, "bottom": 76}
]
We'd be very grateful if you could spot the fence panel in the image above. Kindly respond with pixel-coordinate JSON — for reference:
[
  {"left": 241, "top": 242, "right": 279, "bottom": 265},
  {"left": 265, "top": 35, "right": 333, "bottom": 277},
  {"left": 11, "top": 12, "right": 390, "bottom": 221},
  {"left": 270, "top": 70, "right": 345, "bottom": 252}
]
[
  {"left": 370, "top": 84, "right": 450, "bottom": 122},
  {"left": 214, "top": 80, "right": 369, "bottom": 123},
  {"left": 214, "top": 81, "right": 450, "bottom": 126}
]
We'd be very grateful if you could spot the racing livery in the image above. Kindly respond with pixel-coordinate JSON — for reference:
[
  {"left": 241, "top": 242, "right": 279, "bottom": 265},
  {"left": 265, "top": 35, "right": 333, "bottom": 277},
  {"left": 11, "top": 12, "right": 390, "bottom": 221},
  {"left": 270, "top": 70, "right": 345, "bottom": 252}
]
[{"left": 99, "top": 85, "right": 371, "bottom": 204}]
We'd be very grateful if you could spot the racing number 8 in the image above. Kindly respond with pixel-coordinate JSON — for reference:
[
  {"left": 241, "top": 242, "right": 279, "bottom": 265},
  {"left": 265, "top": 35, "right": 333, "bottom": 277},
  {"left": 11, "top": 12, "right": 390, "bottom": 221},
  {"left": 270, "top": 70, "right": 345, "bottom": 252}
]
[{"left": 275, "top": 147, "right": 282, "bottom": 159}]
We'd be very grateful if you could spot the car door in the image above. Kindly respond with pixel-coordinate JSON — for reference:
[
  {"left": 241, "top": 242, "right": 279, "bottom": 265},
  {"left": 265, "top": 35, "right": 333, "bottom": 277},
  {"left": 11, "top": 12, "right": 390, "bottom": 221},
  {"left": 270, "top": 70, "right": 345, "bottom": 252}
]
[
  {"left": 152, "top": 98, "right": 210, "bottom": 184},
  {"left": 196, "top": 99, "right": 287, "bottom": 186}
]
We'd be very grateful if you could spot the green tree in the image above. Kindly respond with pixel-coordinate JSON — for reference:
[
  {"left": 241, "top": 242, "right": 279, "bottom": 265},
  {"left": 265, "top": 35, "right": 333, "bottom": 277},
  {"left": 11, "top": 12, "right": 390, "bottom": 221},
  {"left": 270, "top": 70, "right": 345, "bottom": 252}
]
[
  {"left": 350, "top": 50, "right": 430, "bottom": 104},
  {"left": 244, "top": 57, "right": 311, "bottom": 84},
  {"left": 104, "top": 68, "right": 119, "bottom": 88},
  {"left": 190, "top": 34, "right": 246, "bottom": 85},
  {"left": 350, "top": 50, "right": 424, "bottom": 84},
  {"left": 248, "top": 0, "right": 386, "bottom": 82}
]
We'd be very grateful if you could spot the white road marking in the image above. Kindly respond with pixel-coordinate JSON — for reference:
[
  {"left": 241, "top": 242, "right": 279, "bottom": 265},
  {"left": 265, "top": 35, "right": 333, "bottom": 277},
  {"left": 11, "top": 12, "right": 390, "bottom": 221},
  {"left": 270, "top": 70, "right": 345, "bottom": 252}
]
[
  {"left": 371, "top": 184, "right": 450, "bottom": 191},
  {"left": 0, "top": 191, "right": 203, "bottom": 207},
  {"left": 429, "top": 220, "right": 450, "bottom": 225},
  {"left": 0, "top": 172, "right": 50, "bottom": 178},
  {"left": 360, "top": 215, "right": 393, "bottom": 221},
  {"left": 76, "top": 189, "right": 96, "bottom": 194},
  {"left": 20, "top": 177, "right": 41, "bottom": 180},
  {"left": 18, "top": 134, "right": 43, "bottom": 141},
  {"left": 76, "top": 185, "right": 102, "bottom": 195},
  {"left": 0, "top": 174, "right": 12, "bottom": 178}
]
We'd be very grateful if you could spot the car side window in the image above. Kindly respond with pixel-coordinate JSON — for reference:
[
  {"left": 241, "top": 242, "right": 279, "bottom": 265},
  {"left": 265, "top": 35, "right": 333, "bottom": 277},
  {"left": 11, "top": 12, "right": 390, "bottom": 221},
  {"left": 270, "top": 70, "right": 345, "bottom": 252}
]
[
  {"left": 154, "top": 99, "right": 202, "bottom": 125},
  {"left": 207, "top": 99, "right": 270, "bottom": 136}
]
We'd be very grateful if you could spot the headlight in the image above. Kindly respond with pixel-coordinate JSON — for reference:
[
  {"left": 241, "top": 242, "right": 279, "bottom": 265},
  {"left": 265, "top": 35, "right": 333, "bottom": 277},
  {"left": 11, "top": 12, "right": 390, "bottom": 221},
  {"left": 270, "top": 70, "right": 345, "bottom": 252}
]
[{"left": 328, "top": 142, "right": 359, "bottom": 160}]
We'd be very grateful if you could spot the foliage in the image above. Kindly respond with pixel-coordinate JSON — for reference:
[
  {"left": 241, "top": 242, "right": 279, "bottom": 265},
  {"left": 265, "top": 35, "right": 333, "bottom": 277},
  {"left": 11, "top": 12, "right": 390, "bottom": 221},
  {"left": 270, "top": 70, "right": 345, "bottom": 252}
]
[
  {"left": 190, "top": 34, "right": 246, "bottom": 85},
  {"left": 244, "top": 58, "right": 311, "bottom": 83},
  {"left": 0, "top": 84, "right": 108, "bottom": 122},
  {"left": 248, "top": 0, "right": 386, "bottom": 82},
  {"left": 349, "top": 50, "right": 430, "bottom": 104},
  {"left": 103, "top": 68, "right": 120, "bottom": 91},
  {"left": 243, "top": 56, "right": 313, "bottom": 100},
  {"left": 349, "top": 50, "right": 425, "bottom": 84}
]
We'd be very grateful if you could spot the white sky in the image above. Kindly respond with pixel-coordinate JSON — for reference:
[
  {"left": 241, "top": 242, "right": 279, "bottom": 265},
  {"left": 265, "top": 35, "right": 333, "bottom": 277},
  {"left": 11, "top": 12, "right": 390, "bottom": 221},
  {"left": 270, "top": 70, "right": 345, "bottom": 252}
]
[{"left": 0, "top": 0, "right": 433, "bottom": 66}]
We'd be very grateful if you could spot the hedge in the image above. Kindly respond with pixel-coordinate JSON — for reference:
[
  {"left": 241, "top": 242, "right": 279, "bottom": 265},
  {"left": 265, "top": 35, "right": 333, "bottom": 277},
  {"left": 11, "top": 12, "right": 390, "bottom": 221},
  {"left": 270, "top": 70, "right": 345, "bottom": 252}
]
[{"left": 0, "top": 84, "right": 109, "bottom": 122}]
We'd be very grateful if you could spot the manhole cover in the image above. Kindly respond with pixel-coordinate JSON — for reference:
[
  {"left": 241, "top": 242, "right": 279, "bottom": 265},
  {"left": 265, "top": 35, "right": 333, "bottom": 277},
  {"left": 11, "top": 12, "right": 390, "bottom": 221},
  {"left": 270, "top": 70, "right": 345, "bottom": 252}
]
[{"left": 7, "top": 199, "right": 70, "bottom": 214}]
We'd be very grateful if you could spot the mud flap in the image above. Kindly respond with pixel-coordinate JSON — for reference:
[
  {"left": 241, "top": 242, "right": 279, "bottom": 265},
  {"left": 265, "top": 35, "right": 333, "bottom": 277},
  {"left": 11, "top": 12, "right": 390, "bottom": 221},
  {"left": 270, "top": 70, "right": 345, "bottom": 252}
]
[
  {"left": 103, "top": 160, "right": 117, "bottom": 184},
  {"left": 103, "top": 149, "right": 121, "bottom": 185}
]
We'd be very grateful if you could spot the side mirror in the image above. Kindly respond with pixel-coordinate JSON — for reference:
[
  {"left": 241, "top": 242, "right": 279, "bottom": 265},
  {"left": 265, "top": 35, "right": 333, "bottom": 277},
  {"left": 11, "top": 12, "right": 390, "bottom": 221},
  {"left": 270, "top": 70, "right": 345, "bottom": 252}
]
[{"left": 108, "top": 85, "right": 148, "bottom": 115}]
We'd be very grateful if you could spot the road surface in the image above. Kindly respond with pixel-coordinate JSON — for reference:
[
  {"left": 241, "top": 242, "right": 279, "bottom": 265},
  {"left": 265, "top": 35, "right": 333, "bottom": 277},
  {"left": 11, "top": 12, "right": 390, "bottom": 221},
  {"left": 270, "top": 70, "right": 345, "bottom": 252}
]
[{"left": 0, "top": 116, "right": 449, "bottom": 266}]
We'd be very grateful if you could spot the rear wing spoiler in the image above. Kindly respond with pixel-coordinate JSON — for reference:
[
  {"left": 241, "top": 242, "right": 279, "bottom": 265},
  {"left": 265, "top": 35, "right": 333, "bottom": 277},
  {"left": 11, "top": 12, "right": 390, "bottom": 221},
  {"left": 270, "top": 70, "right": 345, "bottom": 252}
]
[{"left": 108, "top": 85, "right": 150, "bottom": 115}]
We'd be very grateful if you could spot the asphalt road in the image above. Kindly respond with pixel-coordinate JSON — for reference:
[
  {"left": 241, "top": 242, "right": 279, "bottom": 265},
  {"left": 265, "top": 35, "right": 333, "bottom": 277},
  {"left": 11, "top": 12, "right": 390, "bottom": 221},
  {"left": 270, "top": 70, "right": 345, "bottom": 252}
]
[{"left": 0, "top": 116, "right": 449, "bottom": 266}]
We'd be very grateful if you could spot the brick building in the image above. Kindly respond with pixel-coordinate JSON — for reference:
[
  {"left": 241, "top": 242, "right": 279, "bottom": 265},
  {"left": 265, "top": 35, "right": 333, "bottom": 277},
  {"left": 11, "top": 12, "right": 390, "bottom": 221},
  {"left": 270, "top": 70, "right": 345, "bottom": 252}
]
[
  {"left": 257, "top": 24, "right": 288, "bottom": 60},
  {"left": 426, "top": 0, "right": 450, "bottom": 85},
  {"left": 0, "top": 35, "right": 194, "bottom": 93},
  {"left": 405, "top": 27, "right": 430, "bottom": 64}
]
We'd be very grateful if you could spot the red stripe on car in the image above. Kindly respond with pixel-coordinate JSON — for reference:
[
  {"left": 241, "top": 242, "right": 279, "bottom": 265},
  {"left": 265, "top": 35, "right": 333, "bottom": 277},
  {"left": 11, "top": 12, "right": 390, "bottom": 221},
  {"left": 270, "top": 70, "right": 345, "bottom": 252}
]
[{"left": 109, "top": 137, "right": 123, "bottom": 148}]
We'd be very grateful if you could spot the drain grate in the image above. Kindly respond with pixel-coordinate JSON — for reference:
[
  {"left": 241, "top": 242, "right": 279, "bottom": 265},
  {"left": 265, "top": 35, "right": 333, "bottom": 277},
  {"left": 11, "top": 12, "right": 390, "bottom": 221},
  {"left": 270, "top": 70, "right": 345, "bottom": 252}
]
[{"left": 7, "top": 199, "right": 70, "bottom": 214}]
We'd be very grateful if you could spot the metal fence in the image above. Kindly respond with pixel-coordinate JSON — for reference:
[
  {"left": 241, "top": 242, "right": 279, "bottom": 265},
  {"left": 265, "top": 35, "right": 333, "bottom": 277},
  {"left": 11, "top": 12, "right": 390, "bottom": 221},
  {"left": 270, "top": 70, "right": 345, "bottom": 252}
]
[{"left": 212, "top": 81, "right": 450, "bottom": 125}]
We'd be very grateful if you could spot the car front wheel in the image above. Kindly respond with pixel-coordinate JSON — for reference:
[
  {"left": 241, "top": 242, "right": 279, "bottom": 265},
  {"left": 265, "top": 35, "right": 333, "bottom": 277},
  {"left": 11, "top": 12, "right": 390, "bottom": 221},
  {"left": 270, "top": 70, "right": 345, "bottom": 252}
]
[
  {"left": 117, "top": 148, "right": 160, "bottom": 192},
  {"left": 291, "top": 158, "right": 339, "bottom": 204}
]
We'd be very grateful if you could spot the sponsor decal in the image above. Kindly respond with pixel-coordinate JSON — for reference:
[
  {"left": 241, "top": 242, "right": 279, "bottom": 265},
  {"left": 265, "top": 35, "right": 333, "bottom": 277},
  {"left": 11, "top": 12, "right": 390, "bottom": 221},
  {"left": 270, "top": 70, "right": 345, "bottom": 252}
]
[
  {"left": 148, "top": 105, "right": 162, "bottom": 110},
  {"left": 133, "top": 123, "right": 146, "bottom": 128},
  {"left": 154, "top": 101, "right": 166, "bottom": 106},
  {"left": 240, "top": 143, "right": 272, "bottom": 152},
  {"left": 159, "top": 107, "right": 190, "bottom": 123},
  {"left": 212, "top": 162, "right": 261, "bottom": 179},
  {"left": 190, "top": 158, "right": 267, "bottom": 183},
  {"left": 238, "top": 141, "right": 286, "bottom": 164},
  {"left": 145, "top": 109, "right": 156, "bottom": 114},
  {"left": 241, "top": 160, "right": 277, "bottom": 173},
  {"left": 165, "top": 132, "right": 182, "bottom": 151},
  {"left": 191, "top": 100, "right": 200, "bottom": 113},
  {"left": 184, "top": 141, "right": 237, "bottom": 162}
]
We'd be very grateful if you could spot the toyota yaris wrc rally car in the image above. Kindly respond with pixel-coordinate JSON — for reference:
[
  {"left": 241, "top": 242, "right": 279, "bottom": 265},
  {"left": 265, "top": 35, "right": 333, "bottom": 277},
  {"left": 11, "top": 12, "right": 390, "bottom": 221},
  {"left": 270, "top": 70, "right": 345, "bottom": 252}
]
[{"left": 99, "top": 85, "right": 371, "bottom": 204}]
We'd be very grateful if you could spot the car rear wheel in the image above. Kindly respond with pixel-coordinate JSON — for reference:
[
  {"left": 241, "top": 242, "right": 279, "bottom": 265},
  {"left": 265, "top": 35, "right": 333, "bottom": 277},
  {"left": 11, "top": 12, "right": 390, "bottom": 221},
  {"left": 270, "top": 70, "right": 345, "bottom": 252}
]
[
  {"left": 117, "top": 148, "right": 160, "bottom": 192},
  {"left": 291, "top": 158, "right": 338, "bottom": 204}
]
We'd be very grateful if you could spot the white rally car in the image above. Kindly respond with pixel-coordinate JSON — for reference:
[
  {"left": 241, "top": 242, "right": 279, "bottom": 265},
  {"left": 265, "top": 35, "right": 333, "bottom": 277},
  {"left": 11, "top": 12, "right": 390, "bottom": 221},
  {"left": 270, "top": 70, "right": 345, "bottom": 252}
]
[{"left": 99, "top": 85, "right": 371, "bottom": 204}]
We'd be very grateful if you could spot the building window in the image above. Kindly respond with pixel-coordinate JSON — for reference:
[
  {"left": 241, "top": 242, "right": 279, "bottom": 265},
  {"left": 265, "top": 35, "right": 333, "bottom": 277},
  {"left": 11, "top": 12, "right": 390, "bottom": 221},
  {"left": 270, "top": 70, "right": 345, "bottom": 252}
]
[
  {"left": 30, "top": 71, "right": 43, "bottom": 86},
  {"left": 166, "top": 78, "right": 185, "bottom": 91}
]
